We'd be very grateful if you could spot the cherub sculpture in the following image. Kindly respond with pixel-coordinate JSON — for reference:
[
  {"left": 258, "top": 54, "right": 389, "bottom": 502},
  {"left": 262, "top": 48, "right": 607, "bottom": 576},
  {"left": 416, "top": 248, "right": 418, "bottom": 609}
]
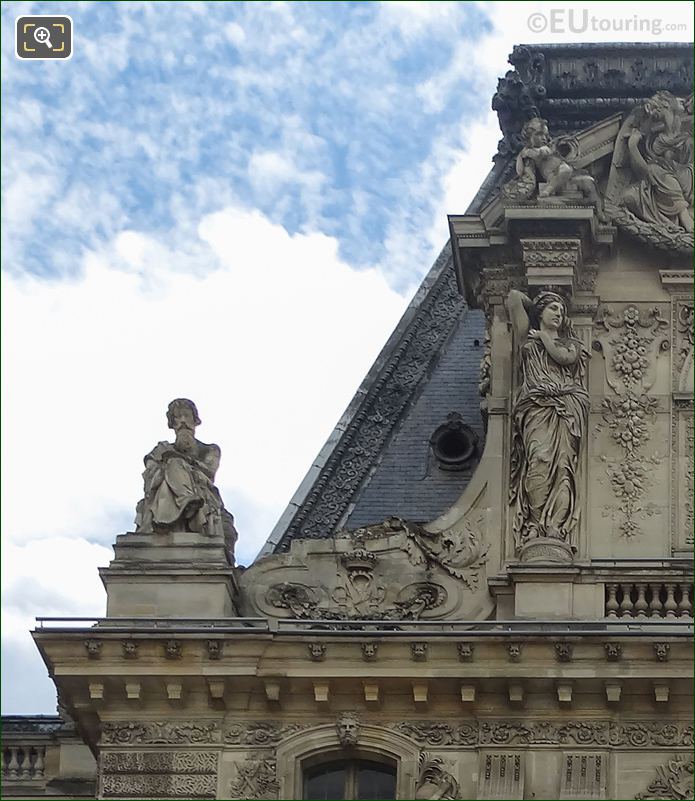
[{"left": 502, "top": 117, "right": 606, "bottom": 221}]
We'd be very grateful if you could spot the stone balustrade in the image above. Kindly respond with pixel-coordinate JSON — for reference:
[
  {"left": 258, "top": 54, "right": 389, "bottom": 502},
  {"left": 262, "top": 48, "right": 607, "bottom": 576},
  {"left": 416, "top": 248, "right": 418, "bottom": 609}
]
[
  {"left": 605, "top": 582, "right": 693, "bottom": 619},
  {"left": 2, "top": 744, "right": 46, "bottom": 781}
]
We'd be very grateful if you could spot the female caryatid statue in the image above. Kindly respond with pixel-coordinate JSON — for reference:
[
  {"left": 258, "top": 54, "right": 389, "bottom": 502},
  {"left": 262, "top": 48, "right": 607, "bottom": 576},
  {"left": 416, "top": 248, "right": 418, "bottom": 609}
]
[{"left": 507, "top": 290, "right": 589, "bottom": 561}]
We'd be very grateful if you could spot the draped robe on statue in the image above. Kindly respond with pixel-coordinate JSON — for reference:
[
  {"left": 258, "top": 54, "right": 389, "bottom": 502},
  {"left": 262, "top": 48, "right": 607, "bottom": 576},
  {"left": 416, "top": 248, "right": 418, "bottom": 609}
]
[{"left": 510, "top": 336, "right": 589, "bottom": 550}]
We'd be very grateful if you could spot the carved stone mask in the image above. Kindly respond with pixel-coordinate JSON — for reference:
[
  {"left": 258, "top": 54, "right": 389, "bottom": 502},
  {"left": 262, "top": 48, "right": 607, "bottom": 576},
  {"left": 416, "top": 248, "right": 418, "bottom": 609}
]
[{"left": 336, "top": 713, "right": 359, "bottom": 747}]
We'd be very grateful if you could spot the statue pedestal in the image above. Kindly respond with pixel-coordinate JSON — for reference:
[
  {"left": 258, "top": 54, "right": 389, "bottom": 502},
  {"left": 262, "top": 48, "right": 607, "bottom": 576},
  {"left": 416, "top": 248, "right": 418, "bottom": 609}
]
[
  {"left": 99, "top": 531, "right": 239, "bottom": 618},
  {"left": 518, "top": 538, "right": 574, "bottom": 564}
]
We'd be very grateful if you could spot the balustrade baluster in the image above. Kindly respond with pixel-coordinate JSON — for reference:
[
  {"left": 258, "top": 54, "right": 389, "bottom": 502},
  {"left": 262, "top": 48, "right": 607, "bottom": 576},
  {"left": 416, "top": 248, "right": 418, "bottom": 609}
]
[
  {"left": 664, "top": 584, "right": 678, "bottom": 618},
  {"left": 8, "top": 747, "right": 19, "bottom": 778},
  {"left": 648, "top": 583, "right": 663, "bottom": 618},
  {"left": 605, "top": 584, "right": 619, "bottom": 618},
  {"left": 619, "top": 583, "right": 634, "bottom": 617},
  {"left": 20, "top": 748, "right": 31, "bottom": 779},
  {"left": 33, "top": 746, "right": 44, "bottom": 779},
  {"left": 679, "top": 583, "right": 693, "bottom": 618},
  {"left": 634, "top": 583, "right": 648, "bottom": 618}
]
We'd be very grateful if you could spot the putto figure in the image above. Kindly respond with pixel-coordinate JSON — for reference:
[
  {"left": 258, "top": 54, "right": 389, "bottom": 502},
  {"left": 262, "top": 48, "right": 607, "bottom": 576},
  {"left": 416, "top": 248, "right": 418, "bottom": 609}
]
[
  {"left": 503, "top": 117, "right": 606, "bottom": 221},
  {"left": 135, "top": 398, "right": 226, "bottom": 538},
  {"left": 506, "top": 291, "right": 590, "bottom": 560}
]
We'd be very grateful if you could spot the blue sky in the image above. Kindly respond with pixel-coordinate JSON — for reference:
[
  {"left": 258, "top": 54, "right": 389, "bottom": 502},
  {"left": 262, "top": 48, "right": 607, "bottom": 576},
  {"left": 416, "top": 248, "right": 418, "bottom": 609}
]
[{"left": 2, "top": 0, "right": 693, "bottom": 714}]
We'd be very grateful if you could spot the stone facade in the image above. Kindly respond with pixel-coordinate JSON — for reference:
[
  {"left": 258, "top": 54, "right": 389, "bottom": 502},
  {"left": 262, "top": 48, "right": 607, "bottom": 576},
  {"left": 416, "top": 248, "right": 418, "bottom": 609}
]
[{"left": 17, "top": 42, "right": 695, "bottom": 801}]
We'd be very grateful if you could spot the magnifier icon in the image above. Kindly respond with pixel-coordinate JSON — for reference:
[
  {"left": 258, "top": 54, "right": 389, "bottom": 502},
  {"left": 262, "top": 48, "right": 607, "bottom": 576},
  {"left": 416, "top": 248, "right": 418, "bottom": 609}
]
[{"left": 33, "top": 26, "right": 53, "bottom": 49}]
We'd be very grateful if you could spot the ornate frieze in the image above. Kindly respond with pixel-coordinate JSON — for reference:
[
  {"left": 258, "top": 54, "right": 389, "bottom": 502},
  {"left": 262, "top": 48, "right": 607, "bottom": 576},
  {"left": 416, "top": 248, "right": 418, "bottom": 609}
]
[
  {"left": 635, "top": 756, "right": 694, "bottom": 800},
  {"left": 229, "top": 755, "right": 279, "bottom": 800},
  {"left": 610, "top": 724, "right": 693, "bottom": 749},
  {"left": 223, "top": 722, "right": 306, "bottom": 746},
  {"left": 101, "top": 721, "right": 221, "bottom": 745},
  {"left": 395, "top": 722, "right": 478, "bottom": 747}
]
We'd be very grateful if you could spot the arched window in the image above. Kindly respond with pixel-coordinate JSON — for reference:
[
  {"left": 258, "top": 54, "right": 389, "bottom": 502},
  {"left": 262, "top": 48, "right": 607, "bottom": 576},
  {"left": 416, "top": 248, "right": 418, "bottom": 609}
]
[{"left": 304, "top": 758, "right": 397, "bottom": 800}]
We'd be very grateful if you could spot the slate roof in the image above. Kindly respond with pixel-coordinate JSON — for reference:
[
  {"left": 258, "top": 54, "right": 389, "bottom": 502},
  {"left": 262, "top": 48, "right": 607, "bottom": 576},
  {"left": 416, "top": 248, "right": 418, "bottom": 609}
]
[{"left": 260, "top": 41, "right": 694, "bottom": 556}]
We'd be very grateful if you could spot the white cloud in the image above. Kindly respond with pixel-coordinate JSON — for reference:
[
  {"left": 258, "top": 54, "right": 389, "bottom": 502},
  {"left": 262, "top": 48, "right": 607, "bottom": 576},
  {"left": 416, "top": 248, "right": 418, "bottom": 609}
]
[
  {"left": 224, "top": 21, "right": 246, "bottom": 46},
  {"left": 1, "top": 206, "right": 408, "bottom": 561}
]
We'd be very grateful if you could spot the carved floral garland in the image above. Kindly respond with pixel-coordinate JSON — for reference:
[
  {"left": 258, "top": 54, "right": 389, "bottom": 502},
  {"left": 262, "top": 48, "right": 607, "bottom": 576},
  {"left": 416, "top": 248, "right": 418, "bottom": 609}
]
[{"left": 595, "top": 305, "right": 669, "bottom": 538}]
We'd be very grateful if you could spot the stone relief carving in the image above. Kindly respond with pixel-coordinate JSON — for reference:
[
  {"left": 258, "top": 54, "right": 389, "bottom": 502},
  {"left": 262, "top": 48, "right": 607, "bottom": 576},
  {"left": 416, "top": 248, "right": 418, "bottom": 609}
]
[
  {"left": 674, "top": 300, "right": 694, "bottom": 392},
  {"left": 134, "top": 399, "right": 235, "bottom": 551},
  {"left": 683, "top": 415, "right": 694, "bottom": 546},
  {"left": 400, "top": 518, "right": 489, "bottom": 588},
  {"left": 606, "top": 92, "right": 694, "bottom": 253},
  {"left": 458, "top": 643, "right": 474, "bottom": 662},
  {"left": 411, "top": 642, "right": 428, "bottom": 661},
  {"left": 260, "top": 518, "right": 487, "bottom": 623},
  {"left": 654, "top": 643, "right": 671, "bottom": 662},
  {"left": 501, "top": 118, "right": 606, "bottom": 221},
  {"left": 278, "top": 256, "right": 464, "bottom": 546},
  {"left": 84, "top": 639, "right": 101, "bottom": 659},
  {"left": 560, "top": 753, "right": 605, "bottom": 801},
  {"left": 336, "top": 712, "right": 360, "bottom": 747},
  {"left": 223, "top": 722, "right": 306, "bottom": 746},
  {"left": 594, "top": 305, "right": 669, "bottom": 538},
  {"left": 100, "top": 750, "right": 218, "bottom": 800},
  {"left": 307, "top": 642, "right": 326, "bottom": 662},
  {"left": 100, "top": 721, "right": 221, "bottom": 745},
  {"left": 163, "top": 639, "right": 182, "bottom": 659},
  {"left": 206, "top": 640, "right": 223, "bottom": 660},
  {"left": 396, "top": 722, "right": 478, "bottom": 747},
  {"left": 415, "top": 752, "right": 460, "bottom": 800},
  {"left": 394, "top": 720, "right": 692, "bottom": 749},
  {"left": 479, "top": 752, "right": 524, "bottom": 800},
  {"left": 101, "top": 773, "right": 217, "bottom": 798},
  {"left": 122, "top": 640, "right": 138, "bottom": 659},
  {"left": 555, "top": 642, "right": 573, "bottom": 662},
  {"left": 635, "top": 756, "right": 694, "bottom": 800},
  {"left": 229, "top": 755, "right": 279, "bottom": 800},
  {"left": 101, "top": 751, "right": 217, "bottom": 774},
  {"left": 479, "top": 721, "right": 609, "bottom": 746},
  {"left": 610, "top": 723, "right": 693, "bottom": 749},
  {"left": 265, "top": 583, "right": 319, "bottom": 618},
  {"left": 361, "top": 642, "right": 378, "bottom": 661},
  {"left": 594, "top": 305, "right": 669, "bottom": 395},
  {"left": 491, "top": 65, "right": 541, "bottom": 160},
  {"left": 331, "top": 548, "right": 386, "bottom": 617},
  {"left": 507, "top": 290, "right": 589, "bottom": 561}
]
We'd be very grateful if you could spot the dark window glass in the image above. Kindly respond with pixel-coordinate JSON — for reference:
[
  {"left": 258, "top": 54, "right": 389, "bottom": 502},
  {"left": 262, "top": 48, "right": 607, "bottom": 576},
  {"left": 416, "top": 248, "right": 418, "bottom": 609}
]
[
  {"left": 304, "top": 759, "right": 395, "bottom": 801},
  {"left": 305, "top": 762, "right": 346, "bottom": 800},
  {"left": 356, "top": 761, "right": 396, "bottom": 800}
]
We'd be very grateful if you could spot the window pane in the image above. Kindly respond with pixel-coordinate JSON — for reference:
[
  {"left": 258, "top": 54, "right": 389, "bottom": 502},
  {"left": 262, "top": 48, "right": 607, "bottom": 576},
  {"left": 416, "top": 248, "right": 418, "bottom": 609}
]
[
  {"left": 305, "top": 763, "right": 346, "bottom": 800},
  {"left": 356, "top": 761, "right": 396, "bottom": 801}
]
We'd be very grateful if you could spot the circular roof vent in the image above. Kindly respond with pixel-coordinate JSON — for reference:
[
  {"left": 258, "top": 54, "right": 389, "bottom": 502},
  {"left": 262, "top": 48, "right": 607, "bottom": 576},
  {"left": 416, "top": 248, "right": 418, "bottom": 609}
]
[{"left": 430, "top": 413, "right": 479, "bottom": 472}]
